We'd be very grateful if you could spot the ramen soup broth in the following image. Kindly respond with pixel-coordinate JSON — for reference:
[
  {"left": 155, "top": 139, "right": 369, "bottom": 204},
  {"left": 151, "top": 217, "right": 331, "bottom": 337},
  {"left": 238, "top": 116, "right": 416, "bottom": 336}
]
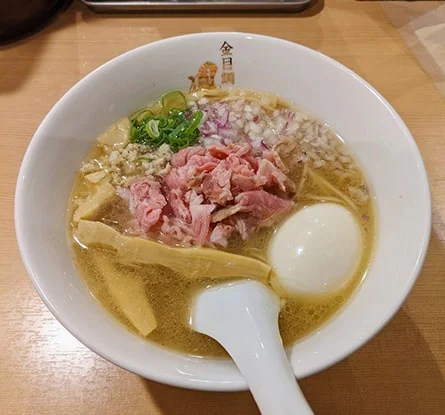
[{"left": 69, "top": 88, "right": 375, "bottom": 358}]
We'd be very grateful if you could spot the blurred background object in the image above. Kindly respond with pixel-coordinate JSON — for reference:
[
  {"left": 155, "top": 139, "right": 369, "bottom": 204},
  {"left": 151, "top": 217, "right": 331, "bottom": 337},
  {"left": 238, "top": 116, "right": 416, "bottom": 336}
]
[
  {"left": 80, "top": 0, "right": 312, "bottom": 13},
  {"left": 0, "top": 0, "right": 72, "bottom": 45},
  {"left": 382, "top": 2, "right": 445, "bottom": 100}
]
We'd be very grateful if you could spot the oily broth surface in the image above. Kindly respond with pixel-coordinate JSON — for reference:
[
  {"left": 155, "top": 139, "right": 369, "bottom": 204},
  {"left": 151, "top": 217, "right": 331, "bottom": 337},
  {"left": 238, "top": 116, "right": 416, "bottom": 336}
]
[
  {"left": 71, "top": 159, "right": 374, "bottom": 358},
  {"left": 73, "top": 244, "right": 229, "bottom": 357}
]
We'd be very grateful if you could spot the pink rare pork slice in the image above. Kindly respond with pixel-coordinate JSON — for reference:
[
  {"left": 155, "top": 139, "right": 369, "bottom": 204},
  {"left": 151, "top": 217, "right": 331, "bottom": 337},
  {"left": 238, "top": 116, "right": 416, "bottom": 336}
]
[{"left": 127, "top": 143, "right": 294, "bottom": 247}]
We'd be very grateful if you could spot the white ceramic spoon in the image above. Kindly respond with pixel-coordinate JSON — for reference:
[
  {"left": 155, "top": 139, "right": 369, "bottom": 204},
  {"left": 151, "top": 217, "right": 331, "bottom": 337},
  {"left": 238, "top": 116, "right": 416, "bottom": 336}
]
[
  {"left": 190, "top": 203, "right": 363, "bottom": 414},
  {"left": 190, "top": 279, "right": 313, "bottom": 415}
]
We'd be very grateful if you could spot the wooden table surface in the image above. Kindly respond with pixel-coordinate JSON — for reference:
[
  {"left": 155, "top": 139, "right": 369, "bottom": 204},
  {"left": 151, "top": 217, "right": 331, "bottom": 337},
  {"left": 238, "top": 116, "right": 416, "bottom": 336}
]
[{"left": 1, "top": 1, "right": 444, "bottom": 414}]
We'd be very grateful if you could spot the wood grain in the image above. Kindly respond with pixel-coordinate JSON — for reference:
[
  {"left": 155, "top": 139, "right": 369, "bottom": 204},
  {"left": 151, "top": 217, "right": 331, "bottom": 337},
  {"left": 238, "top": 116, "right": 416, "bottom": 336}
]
[{"left": 1, "top": 1, "right": 444, "bottom": 414}]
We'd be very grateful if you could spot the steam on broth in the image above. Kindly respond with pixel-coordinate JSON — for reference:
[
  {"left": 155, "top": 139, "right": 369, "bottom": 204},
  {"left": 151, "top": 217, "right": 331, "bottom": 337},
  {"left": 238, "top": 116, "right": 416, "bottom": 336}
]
[{"left": 69, "top": 88, "right": 374, "bottom": 357}]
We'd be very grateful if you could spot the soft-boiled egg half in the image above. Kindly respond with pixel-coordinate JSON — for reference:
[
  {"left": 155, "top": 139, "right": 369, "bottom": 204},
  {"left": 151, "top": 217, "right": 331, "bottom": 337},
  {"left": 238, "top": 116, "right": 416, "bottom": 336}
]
[{"left": 268, "top": 203, "right": 363, "bottom": 295}]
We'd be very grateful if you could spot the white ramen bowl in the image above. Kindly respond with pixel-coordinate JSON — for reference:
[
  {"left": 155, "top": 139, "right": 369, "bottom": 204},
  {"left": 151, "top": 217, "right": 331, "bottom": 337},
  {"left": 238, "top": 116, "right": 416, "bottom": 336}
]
[{"left": 15, "top": 33, "right": 431, "bottom": 391}]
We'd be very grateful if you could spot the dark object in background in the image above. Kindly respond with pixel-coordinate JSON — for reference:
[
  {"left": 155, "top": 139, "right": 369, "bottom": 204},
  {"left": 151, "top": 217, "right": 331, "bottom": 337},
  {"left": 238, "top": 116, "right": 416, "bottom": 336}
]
[
  {"left": 80, "top": 0, "right": 311, "bottom": 12},
  {"left": 0, "top": 0, "right": 73, "bottom": 45}
]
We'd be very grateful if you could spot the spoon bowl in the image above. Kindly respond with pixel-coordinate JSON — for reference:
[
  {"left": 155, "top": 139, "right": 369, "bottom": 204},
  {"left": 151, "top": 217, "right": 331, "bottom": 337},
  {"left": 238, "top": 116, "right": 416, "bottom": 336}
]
[{"left": 190, "top": 280, "right": 314, "bottom": 415}]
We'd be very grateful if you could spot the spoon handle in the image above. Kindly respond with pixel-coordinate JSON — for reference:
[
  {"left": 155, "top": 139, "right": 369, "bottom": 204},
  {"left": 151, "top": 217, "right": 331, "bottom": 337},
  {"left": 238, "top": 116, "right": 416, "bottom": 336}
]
[{"left": 192, "top": 281, "right": 314, "bottom": 415}]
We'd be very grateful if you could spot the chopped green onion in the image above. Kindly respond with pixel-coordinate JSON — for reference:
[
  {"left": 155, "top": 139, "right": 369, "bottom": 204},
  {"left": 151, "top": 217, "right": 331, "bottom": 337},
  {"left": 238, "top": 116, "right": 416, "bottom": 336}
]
[
  {"left": 129, "top": 109, "right": 203, "bottom": 151},
  {"left": 183, "top": 111, "right": 203, "bottom": 136},
  {"left": 146, "top": 119, "right": 160, "bottom": 139},
  {"left": 130, "top": 108, "right": 154, "bottom": 123},
  {"left": 137, "top": 156, "right": 156, "bottom": 163},
  {"left": 129, "top": 91, "right": 203, "bottom": 151},
  {"left": 161, "top": 91, "right": 187, "bottom": 112}
]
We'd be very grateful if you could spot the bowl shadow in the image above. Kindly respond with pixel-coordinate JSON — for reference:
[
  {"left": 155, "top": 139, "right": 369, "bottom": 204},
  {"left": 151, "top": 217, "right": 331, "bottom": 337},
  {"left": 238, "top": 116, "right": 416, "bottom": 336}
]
[
  {"left": 143, "top": 380, "right": 259, "bottom": 415},
  {"left": 301, "top": 309, "right": 445, "bottom": 414}
]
